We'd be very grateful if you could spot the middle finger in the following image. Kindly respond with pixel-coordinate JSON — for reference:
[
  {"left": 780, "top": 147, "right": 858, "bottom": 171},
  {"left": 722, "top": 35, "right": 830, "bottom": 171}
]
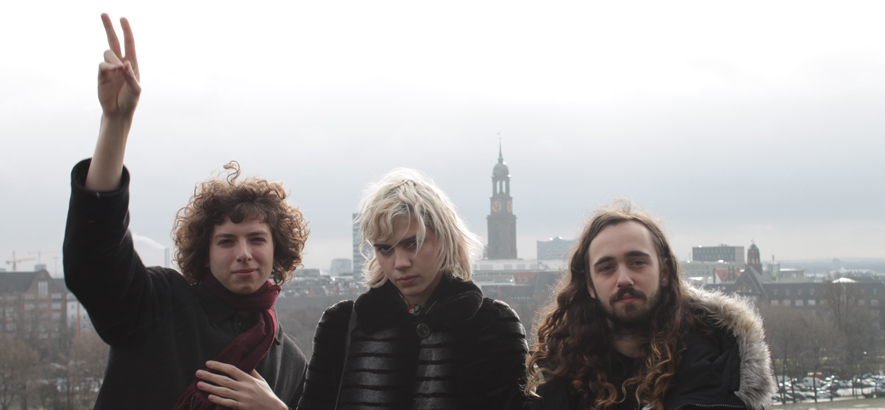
[{"left": 196, "top": 370, "right": 235, "bottom": 388}]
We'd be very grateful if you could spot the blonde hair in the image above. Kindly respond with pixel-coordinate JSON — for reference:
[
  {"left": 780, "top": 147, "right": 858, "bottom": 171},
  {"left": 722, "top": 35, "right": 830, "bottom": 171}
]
[{"left": 356, "top": 168, "right": 482, "bottom": 287}]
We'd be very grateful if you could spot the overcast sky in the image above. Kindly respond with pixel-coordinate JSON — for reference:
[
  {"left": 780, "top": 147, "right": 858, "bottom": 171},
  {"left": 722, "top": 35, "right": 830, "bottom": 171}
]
[{"left": 2, "top": 1, "right": 884, "bottom": 276}]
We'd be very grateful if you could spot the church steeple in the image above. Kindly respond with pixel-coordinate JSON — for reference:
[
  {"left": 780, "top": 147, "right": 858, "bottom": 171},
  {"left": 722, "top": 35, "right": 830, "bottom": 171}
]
[
  {"left": 747, "top": 242, "right": 762, "bottom": 274},
  {"left": 487, "top": 140, "right": 517, "bottom": 260}
]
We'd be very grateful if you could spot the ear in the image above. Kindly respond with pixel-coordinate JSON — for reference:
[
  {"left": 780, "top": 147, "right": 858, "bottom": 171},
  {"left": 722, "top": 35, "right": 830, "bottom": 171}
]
[
  {"left": 587, "top": 278, "right": 597, "bottom": 299},
  {"left": 661, "top": 258, "right": 671, "bottom": 287}
]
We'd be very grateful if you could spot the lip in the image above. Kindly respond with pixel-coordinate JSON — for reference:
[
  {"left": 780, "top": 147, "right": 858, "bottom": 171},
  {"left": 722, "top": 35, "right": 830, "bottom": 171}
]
[
  {"left": 233, "top": 268, "right": 258, "bottom": 276},
  {"left": 616, "top": 296, "right": 638, "bottom": 303},
  {"left": 398, "top": 276, "right": 417, "bottom": 286}
]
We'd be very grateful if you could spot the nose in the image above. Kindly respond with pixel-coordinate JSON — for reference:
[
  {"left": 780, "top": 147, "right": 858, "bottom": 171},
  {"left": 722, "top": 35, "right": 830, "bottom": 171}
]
[
  {"left": 615, "top": 265, "right": 633, "bottom": 288},
  {"left": 394, "top": 248, "right": 411, "bottom": 271},
  {"left": 235, "top": 239, "right": 252, "bottom": 262}
]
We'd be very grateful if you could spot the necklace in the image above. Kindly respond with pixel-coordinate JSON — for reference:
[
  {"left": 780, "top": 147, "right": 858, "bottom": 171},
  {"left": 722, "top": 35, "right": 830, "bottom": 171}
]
[{"left": 400, "top": 294, "right": 426, "bottom": 316}]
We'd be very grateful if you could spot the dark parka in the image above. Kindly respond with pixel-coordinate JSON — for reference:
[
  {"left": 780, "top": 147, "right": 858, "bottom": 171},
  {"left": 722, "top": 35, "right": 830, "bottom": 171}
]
[
  {"left": 297, "top": 274, "right": 528, "bottom": 410},
  {"left": 63, "top": 160, "right": 307, "bottom": 410},
  {"left": 530, "top": 287, "right": 777, "bottom": 410}
]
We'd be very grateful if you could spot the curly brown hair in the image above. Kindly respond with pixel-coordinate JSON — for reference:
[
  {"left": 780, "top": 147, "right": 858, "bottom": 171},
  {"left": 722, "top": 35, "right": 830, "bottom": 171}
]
[
  {"left": 172, "top": 162, "right": 309, "bottom": 285},
  {"left": 526, "top": 200, "right": 699, "bottom": 410}
]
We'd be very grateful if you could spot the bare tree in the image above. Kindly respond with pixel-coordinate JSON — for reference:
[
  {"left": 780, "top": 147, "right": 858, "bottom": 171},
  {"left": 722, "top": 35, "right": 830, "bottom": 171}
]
[
  {"left": 52, "top": 332, "right": 109, "bottom": 410},
  {"left": 761, "top": 306, "right": 807, "bottom": 403},
  {"left": 277, "top": 305, "right": 328, "bottom": 358},
  {"left": 0, "top": 336, "right": 39, "bottom": 410},
  {"left": 796, "top": 313, "right": 845, "bottom": 402},
  {"left": 819, "top": 280, "right": 879, "bottom": 379}
]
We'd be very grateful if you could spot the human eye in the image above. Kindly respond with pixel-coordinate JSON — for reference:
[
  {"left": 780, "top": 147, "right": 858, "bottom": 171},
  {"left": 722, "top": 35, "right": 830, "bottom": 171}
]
[
  {"left": 631, "top": 259, "right": 648, "bottom": 266},
  {"left": 596, "top": 264, "right": 614, "bottom": 275},
  {"left": 375, "top": 245, "right": 393, "bottom": 256}
]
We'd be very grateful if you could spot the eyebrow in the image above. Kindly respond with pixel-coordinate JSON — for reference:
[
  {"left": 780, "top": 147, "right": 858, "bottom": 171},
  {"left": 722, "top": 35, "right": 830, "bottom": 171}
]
[
  {"left": 373, "top": 235, "right": 418, "bottom": 248},
  {"left": 214, "top": 231, "right": 270, "bottom": 240},
  {"left": 592, "top": 251, "right": 652, "bottom": 269}
]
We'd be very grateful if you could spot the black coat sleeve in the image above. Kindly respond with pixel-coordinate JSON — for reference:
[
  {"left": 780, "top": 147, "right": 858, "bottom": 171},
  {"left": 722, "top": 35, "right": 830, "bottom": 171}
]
[
  {"left": 296, "top": 300, "right": 353, "bottom": 410},
  {"left": 471, "top": 299, "right": 530, "bottom": 410},
  {"left": 63, "top": 159, "right": 172, "bottom": 347}
]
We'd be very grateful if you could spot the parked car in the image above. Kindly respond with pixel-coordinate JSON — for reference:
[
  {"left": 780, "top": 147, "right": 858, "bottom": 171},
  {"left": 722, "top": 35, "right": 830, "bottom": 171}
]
[
  {"left": 863, "top": 386, "right": 885, "bottom": 399},
  {"left": 775, "top": 393, "right": 796, "bottom": 403}
]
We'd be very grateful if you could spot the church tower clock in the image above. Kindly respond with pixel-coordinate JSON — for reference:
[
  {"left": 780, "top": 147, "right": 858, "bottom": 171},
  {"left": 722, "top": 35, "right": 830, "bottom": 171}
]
[{"left": 487, "top": 142, "right": 517, "bottom": 259}]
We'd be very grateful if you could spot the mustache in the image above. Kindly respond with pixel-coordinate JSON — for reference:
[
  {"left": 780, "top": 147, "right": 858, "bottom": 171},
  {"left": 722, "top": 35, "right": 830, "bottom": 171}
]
[{"left": 609, "top": 287, "right": 647, "bottom": 305}]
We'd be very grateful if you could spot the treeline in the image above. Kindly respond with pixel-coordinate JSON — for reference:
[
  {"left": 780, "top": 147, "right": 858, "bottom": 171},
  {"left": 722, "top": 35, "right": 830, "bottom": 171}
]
[
  {"left": 761, "top": 280, "right": 883, "bottom": 403},
  {"left": 15, "top": 277, "right": 874, "bottom": 409},
  {"left": 0, "top": 329, "right": 108, "bottom": 410}
]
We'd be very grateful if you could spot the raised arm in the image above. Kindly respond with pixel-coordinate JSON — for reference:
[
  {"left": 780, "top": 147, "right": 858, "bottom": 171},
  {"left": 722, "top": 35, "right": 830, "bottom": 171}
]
[{"left": 85, "top": 13, "right": 141, "bottom": 191}]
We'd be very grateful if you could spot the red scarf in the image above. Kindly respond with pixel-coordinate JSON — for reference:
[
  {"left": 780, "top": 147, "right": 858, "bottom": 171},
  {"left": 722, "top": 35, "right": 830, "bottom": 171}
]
[{"left": 173, "top": 274, "right": 281, "bottom": 410}]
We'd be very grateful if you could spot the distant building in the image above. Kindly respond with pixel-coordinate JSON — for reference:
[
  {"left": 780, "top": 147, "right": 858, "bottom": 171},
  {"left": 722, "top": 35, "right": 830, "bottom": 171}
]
[
  {"left": 777, "top": 268, "right": 806, "bottom": 280},
  {"left": 537, "top": 237, "right": 576, "bottom": 261},
  {"left": 330, "top": 258, "right": 352, "bottom": 276},
  {"left": 705, "top": 273, "right": 885, "bottom": 330},
  {"left": 682, "top": 260, "right": 744, "bottom": 282},
  {"left": 352, "top": 213, "right": 372, "bottom": 283},
  {"left": 0, "top": 268, "right": 73, "bottom": 349},
  {"left": 473, "top": 259, "right": 541, "bottom": 284},
  {"left": 747, "top": 243, "right": 762, "bottom": 274},
  {"left": 65, "top": 285, "right": 93, "bottom": 337},
  {"left": 279, "top": 269, "right": 364, "bottom": 307},
  {"left": 687, "top": 242, "right": 774, "bottom": 283},
  {"left": 487, "top": 142, "right": 517, "bottom": 260},
  {"left": 480, "top": 270, "right": 563, "bottom": 310},
  {"left": 692, "top": 244, "right": 745, "bottom": 264},
  {"left": 696, "top": 242, "right": 885, "bottom": 328}
]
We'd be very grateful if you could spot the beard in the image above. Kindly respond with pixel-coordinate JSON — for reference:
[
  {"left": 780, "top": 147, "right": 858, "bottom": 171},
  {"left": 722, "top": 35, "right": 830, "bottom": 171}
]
[{"left": 602, "top": 286, "right": 661, "bottom": 331}]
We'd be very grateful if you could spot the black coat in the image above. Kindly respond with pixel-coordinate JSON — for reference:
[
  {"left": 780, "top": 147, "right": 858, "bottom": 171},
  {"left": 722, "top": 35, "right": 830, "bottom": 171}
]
[
  {"left": 63, "top": 159, "right": 307, "bottom": 410},
  {"left": 531, "top": 328, "right": 746, "bottom": 410},
  {"left": 297, "top": 275, "right": 528, "bottom": 410},
  {"left": 529, "top": 288, "right": 777, "bottom": 410}
]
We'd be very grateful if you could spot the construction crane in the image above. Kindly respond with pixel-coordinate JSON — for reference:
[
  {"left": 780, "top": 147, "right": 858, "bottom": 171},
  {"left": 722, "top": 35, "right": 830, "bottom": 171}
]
[{"left": 5, "top": 251, "right": 35, "bottom": 272}]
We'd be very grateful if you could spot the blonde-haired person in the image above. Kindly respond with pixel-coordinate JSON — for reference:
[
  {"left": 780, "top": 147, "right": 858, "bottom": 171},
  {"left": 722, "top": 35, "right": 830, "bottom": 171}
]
[{"left": 297, "top": 169, "right": 529, "bottom": 410}]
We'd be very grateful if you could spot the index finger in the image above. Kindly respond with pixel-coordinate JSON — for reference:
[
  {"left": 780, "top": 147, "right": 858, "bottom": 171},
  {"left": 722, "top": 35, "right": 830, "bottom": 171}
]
[
  {"left": 101, "top": 13, "right": 122, "bottom": 59},
  {"left": 206, "top": 361, "right": 247, "bottom": 381}
]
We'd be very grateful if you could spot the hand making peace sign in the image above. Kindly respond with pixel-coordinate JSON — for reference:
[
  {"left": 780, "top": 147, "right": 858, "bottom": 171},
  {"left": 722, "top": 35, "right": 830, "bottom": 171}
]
[
  {"left": 98, "top": 13, "right": 141, "bottom": 119},
  {"left": 85, "top": 14, "right": 142, "bottom": 191}
]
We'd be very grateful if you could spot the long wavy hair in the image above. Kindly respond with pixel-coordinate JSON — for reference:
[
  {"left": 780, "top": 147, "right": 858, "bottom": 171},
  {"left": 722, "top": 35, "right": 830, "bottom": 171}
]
[
  {"left": 355, "top": 168, "right": 482, "bottom": 287},
  {"left": 526, "top": 200, "right": 698, "bottom": 410},
  {"left": 172, "top": 161, "right": 309, "bottom": 285}
]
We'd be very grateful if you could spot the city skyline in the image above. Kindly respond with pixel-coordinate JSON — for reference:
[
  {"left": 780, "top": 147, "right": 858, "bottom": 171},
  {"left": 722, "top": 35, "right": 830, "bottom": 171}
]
[
  {"left": 3, "top": 1, "right": 884, "bottom": 274},
  {"left": 8, "top": 139, "right": 881, "bottom": 275}
]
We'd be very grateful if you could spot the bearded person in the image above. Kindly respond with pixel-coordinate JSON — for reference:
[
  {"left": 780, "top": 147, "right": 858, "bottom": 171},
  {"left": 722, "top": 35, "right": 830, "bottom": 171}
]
[{"left": 526, "top": 201, "right": 776, "bottom": 410}]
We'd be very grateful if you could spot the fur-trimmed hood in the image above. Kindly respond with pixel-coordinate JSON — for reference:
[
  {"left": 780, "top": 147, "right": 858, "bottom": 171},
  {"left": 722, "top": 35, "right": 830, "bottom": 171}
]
[{"left": 684, "top": 286, "right": 777, "bottom": 410}]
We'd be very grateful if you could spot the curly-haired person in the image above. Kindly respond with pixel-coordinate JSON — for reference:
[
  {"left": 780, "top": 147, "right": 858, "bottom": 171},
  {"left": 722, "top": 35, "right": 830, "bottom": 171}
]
[
  {"left": 63, "top": 15, "right": 308, "bottom": 410},
  {"left": 526, "top": 201, "right": 776, "bottom": 410}
]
